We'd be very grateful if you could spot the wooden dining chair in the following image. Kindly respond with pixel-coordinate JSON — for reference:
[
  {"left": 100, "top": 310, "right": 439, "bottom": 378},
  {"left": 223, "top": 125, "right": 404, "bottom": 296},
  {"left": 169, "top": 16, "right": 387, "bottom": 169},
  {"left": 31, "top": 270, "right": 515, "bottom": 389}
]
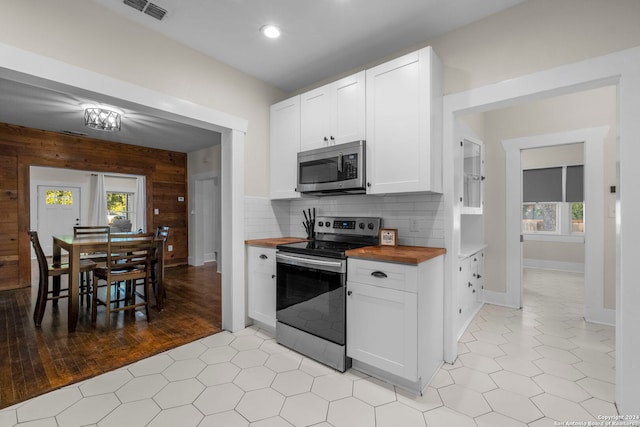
[
  {"left": 91, "top": 234, "right": 154, "bottom": 326},
  {"left": 73, "top": 225, "right": 111, "bottom": 303},
  {"left": 28, "top": 231, "right": 97, "bottom": 327}
]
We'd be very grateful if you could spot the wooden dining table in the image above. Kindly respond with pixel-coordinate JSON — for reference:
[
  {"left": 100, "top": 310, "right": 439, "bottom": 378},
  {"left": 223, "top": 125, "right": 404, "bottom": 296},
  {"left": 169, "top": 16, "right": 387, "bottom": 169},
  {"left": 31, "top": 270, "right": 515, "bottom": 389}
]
[{"left": 52, "top": 233, "right": 166, "bottom": 332}]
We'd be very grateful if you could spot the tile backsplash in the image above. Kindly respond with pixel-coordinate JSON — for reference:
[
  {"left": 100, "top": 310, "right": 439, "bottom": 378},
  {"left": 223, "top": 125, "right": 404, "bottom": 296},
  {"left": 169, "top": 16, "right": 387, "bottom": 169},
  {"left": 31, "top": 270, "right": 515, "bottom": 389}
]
[{"left": 245, "top": 193, "right": 444, "bottom": 248}]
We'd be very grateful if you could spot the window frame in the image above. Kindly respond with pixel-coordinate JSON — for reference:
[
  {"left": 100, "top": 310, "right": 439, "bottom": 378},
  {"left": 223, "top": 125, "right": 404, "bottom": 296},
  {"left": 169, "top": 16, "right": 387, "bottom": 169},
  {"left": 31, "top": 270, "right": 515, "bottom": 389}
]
[{"left": 521, "top": 164, "right": 585, "bottom": 238}]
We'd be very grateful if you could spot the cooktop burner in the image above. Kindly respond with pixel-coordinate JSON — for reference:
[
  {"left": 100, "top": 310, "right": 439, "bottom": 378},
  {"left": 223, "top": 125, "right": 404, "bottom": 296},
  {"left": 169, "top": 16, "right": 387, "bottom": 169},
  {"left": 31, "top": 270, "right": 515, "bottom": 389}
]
[{"left": 277, "top": 216, "right": 382, "bottom": 259}]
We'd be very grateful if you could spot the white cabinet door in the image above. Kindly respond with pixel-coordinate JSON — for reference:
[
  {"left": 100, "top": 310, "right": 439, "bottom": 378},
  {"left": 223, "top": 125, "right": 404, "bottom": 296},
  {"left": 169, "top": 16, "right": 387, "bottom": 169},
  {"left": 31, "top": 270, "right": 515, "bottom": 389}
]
[
  {"left": 461, "top": 137, "right": 484, "bottom": 215},
  {"left": 332, "top": 71, "right": 365, "bottom": 145},
  {"left": 472, "top": 251, "right": 484, "bottom": 303},
  {"left": 366, "top": 47, "right": 442, "bottom": 195},
  {"left": 300, "top": 87, "right": 331, "bottom": 151},
  {"left": 247, "top": 246, "right": 277, "bottom": 328},
  {"left": 347, "top": 281, "right": 418, "bottom": 380},
  {"left": 300, "top": 71, "right": 365, "bottom": 152},
  {"left": 270, "top": 96, "right": 301, "bottom": 199}
]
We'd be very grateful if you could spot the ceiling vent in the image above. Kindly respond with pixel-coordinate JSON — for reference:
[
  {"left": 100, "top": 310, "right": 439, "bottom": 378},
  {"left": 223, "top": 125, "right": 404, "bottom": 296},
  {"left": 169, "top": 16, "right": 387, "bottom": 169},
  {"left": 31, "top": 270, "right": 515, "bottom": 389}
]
[{"left": 123, "top": 0, "right": 167, "bottom": 21}]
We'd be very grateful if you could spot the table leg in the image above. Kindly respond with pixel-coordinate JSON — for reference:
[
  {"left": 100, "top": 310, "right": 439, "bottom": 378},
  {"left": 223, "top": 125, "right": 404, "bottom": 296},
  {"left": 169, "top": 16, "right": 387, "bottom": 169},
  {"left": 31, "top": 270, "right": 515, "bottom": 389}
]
[
  {"left": 68, "top": 246, "right": 80, "bottom": 332},
  {"left": 52, "top": 241, "right": 62, "bottom": 305}
]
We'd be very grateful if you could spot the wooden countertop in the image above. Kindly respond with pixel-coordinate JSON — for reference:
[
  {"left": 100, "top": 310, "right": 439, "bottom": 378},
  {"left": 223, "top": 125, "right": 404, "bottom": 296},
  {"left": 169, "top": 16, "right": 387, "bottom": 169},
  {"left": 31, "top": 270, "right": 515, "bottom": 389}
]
[
  {"left": 245, "top": 237, "right": 307, "bottom": 248},
  {"left": 346, "top": 245, "right": 446, "bottom": 265}
]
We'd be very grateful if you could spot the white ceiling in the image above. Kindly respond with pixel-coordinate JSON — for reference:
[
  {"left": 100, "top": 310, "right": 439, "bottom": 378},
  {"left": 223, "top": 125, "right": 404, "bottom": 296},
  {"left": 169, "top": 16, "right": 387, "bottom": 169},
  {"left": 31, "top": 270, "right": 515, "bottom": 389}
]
[{"left": 0, "top": 0, "right": 525, "bottom": 152}]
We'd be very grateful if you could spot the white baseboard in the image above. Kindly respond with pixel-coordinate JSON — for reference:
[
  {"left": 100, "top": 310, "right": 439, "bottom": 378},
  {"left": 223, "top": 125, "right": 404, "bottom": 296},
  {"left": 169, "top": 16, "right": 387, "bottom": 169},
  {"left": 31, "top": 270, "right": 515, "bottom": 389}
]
[
  {"left": 585, "top": 307, "right": 616, "bottom": 326},
  {"left": 524, "top": 258, "right": 584, "bottom": 273},
  {"left": 482, "top": 289, "right": 521, "bottom": 309}
]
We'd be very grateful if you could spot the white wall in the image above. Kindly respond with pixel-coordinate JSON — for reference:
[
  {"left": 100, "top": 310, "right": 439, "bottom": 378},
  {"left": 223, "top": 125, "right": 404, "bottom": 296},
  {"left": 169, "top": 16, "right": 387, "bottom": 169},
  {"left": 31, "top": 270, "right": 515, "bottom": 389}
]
[
  {"left": 29, "top": 166, "right": 142, "bottom": 228},
  {"left": 293, "top": 0, "right": 640, "bottom": 98}
]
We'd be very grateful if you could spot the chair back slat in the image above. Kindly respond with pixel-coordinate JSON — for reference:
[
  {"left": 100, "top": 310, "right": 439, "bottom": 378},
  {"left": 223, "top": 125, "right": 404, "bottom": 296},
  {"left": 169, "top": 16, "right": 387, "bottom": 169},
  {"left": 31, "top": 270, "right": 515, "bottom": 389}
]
[
  {"left": 74, "top": 226, "right": 111, "bottom": 237},
  {"left": 106, "top": 236, "right": 154, "bottom": 279},
  {"left": 155, "top": 226, "right": 170, "bottom": 239}
]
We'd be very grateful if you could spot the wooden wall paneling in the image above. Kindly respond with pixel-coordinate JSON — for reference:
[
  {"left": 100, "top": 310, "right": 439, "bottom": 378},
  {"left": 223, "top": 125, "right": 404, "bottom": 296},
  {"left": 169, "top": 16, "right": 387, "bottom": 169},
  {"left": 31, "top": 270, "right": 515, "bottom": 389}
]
[
  {"left": 152, "top": 181, "right": 187, "bottom": 265},
  {"left": 0, "top": 154, "right": 20, "bottom": 290},
  {"left": 0, "top": 123, "right": 190, "bottom": 290},
  {"left": 17, "top": 161, "right": 31, "bottom": 288}
]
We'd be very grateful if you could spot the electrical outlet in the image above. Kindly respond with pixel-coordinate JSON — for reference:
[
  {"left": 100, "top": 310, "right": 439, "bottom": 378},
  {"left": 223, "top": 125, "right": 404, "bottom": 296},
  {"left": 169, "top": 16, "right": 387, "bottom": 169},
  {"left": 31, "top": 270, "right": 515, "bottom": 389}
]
[
  {"left": 154, "top": 208, "right": 159, "bottom": 215},
  {"left": 167, "top": 245, "right": 173, "bottom": 252},
  {"left": 410, "top": 218, "right": 420, "bottom": 232}
]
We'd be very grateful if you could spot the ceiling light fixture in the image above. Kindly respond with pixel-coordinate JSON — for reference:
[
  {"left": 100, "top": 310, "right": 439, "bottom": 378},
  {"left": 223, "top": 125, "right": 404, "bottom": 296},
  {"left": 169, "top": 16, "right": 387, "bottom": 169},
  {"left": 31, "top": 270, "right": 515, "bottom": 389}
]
[
  {"left": 84, "top": 106, "right": 123, "bottom": 131},
  {"left": 260, "top": 24, "right": 281, "bottom": 39}
]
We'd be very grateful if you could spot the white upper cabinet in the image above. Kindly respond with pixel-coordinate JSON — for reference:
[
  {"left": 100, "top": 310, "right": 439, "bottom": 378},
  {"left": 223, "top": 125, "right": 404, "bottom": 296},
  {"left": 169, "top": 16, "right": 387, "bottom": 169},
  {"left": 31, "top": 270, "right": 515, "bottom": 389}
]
[
  {"left": 365, "top": 47, "right": 443, "bottom": 195},
  {"left": 461, "top": 137, "right": 484, "bottom": 214},
  {"left": 300, "top": 71, "right": 365, "bottom": 152},
  {"left": 270, "top": 95, "right": 301, "bottom": 200}
]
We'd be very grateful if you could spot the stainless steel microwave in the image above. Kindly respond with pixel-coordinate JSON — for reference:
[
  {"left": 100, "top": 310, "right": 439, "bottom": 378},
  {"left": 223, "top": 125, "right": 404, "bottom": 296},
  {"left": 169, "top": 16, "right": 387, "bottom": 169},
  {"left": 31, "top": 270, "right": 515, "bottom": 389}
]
[{"left": 296, "top": 140, "right": 366, "bottom": 195}]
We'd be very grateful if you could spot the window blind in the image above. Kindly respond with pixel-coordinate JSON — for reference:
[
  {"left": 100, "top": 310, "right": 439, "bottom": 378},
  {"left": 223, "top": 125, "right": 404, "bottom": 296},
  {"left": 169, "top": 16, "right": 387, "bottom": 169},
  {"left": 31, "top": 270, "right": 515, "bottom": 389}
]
[
  {"left": 566, "top": 165, "right": 584, "bottom": 202},
  {"left": 522, "top": 167, "right": 562, "bottom": 202}
]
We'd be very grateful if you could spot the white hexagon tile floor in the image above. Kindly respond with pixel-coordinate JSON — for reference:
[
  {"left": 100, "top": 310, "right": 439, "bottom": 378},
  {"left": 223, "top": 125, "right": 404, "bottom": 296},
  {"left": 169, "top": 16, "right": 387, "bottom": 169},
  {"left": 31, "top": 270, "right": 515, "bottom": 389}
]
[{"left": 1, "top": 269, "right": 622, "bottom": 426}]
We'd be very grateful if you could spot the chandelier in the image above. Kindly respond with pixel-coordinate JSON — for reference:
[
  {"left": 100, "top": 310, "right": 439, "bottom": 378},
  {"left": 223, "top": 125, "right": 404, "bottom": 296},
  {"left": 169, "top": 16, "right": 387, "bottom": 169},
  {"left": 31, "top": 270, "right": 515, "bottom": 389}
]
[{"left": 84, "top": 106, "right": 122, "bottom": 131}]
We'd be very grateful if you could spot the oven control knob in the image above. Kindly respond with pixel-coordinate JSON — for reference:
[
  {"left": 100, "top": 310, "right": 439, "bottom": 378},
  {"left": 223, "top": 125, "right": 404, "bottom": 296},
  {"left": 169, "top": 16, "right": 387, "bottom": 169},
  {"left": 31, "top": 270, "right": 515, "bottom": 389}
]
[
  {"left": 368, "top": 222, "right": 375, "bottom": 230},
  {"left": 325, "top": 221, "right": 331, "bottom": 227},
  {"left": 358, "top": 222, "right": 365, "bottom": 230},
  {"left": 317, "top": 222, "right": 323, "bottom": 228}
]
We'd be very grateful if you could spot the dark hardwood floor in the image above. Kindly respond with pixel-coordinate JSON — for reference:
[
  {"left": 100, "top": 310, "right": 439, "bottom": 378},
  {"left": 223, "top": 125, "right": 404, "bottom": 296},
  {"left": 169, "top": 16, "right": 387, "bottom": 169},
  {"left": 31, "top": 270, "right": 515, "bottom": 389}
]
[{"left": 0, "top": 262, "right": 222, "bottom": 409}]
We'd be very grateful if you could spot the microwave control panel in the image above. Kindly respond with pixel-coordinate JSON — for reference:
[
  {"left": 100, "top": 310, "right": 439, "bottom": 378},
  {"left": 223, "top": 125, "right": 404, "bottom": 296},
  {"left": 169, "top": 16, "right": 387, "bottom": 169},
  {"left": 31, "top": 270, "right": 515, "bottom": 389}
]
[{"left": 342, "top": 154, "right": 358, "bottom": 180}]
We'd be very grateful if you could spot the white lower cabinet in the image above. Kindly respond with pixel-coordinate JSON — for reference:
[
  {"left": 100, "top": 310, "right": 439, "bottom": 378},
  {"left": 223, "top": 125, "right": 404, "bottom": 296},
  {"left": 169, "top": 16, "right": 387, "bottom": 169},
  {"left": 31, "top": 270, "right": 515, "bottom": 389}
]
[
  {"left": 347, "top": 281, "right": 418, "bottom": 379},
  {"left": 456, "top": 250, "right": 484, "bottom": 337},
  {"left": 246, "top": 246, "right": 277, "bottom": 329},
  {"left": 347, "top": 256, "right": 443, "bottom": 394}
]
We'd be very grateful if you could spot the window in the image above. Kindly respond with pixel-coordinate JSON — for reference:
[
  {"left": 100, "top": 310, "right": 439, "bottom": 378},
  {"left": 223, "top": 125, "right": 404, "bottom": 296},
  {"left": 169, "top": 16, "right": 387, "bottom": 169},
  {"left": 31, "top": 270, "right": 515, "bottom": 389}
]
[
  {"left": 46, "top": 190, "right": 73, "bottom": 205},
  {"left": 522, "top": 202, "right": 558, "bottom": 233},
  {"left": 106, "top": 192, "right": 133, "bottom": 224},
  {"left": 571, "top": 202, "right": 584, "bottom": 233},
  {"left": 522, "top": 165, "right": 584, "bottom": 235}
]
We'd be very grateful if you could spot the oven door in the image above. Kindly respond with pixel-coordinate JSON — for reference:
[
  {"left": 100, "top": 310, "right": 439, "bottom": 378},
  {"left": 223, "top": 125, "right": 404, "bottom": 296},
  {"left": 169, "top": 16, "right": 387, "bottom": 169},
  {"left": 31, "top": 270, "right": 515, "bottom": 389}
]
[{"left": 276, "top": 252, "right": 347, "bottom": 345}]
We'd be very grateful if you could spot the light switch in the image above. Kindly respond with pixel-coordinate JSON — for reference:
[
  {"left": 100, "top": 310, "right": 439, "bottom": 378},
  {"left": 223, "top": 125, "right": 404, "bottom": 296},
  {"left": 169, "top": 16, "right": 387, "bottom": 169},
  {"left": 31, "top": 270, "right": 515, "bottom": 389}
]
[{"left": 154, "top": 208, "right": 159, "bottom": 215}]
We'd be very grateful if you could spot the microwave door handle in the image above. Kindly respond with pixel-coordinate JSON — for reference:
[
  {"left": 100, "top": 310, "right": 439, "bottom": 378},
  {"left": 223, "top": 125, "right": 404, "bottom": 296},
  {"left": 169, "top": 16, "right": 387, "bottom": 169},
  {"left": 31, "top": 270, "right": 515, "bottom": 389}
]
[{"left": 337, "top": 152, "right": 343, "bottom": 173}]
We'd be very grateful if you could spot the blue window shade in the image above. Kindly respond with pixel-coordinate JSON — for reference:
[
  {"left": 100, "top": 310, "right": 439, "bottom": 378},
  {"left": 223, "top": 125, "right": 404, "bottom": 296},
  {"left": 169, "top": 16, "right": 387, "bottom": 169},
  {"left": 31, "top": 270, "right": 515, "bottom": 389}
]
[
  {"left": 566, "top": 165, "right": 584, "bottom": 202},
  {"left": 523, "top": 167, "right": 562, "bottom": 202}
]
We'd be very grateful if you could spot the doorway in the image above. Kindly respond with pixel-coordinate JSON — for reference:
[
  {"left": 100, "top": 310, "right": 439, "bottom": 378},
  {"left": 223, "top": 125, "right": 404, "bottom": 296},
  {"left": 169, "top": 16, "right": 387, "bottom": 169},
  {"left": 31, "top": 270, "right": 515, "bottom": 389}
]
[
  {"left": 190, "top": 172, "right": 222, "bottom": 271},
  {"left": 443, "top": 47, "right": 640, "bottom": 412},
  {"left": 502, "top": 127, "right": 610, "bottom": 323}
]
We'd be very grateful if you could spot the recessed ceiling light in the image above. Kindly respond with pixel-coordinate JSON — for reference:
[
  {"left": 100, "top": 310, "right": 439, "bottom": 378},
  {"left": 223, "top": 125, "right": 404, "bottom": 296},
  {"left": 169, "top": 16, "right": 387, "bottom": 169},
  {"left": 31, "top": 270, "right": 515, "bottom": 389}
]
[{"left": 260, "top": 24, "right": 281, "bottom": 39}]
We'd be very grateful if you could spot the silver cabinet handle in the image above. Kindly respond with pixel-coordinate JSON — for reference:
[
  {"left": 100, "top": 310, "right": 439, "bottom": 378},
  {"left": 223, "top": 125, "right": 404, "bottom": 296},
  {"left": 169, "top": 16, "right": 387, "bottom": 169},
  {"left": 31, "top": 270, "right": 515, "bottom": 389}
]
[
  {"left": 259, "top": 254, "right": 268, "bottom": 260},
  {"left": 371, "top": 271, "right": 388, "bottom": 279},
  {"left": 347, "top": 290, "right": 352, "bottom": 296}
]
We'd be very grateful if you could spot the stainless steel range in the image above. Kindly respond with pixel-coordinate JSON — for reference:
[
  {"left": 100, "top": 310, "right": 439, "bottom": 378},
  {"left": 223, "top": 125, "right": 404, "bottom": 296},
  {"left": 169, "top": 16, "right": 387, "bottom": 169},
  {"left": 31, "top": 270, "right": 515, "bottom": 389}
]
[{"left": 275, "top": 216, "right": 382, "bottom": 372}]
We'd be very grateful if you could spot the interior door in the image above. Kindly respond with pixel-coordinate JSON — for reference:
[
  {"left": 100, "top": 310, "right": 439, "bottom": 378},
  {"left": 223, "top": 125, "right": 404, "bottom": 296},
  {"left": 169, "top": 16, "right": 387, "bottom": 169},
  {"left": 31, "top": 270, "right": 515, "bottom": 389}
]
[{"left": 37, "top": 185, "right": 81, "bottom": 256}]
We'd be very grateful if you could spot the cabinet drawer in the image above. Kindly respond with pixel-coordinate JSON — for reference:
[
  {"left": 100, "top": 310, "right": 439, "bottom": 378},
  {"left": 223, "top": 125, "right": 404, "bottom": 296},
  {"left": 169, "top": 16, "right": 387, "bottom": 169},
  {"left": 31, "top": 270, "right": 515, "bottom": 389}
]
[
  {"left": 247, "top": 247, "right": 276, "bottom": 274},
  {"left": 348, "top": 258, "right": 417, "bottom": 293}
]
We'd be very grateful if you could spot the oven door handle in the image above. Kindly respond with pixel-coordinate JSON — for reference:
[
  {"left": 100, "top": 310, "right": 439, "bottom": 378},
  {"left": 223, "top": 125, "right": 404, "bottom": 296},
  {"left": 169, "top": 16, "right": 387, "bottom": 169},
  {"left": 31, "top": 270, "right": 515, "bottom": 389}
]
[{"left": 276, "top": 253, "right": 344, "bottom": 270}]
